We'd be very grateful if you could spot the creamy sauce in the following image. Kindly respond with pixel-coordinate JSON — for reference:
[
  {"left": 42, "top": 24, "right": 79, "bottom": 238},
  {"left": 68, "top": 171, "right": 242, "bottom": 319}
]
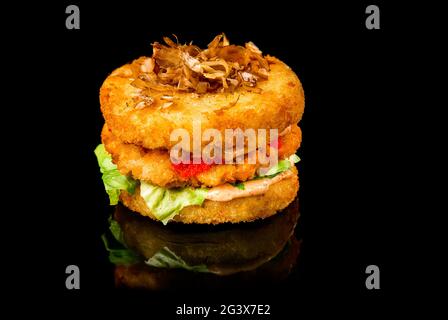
[{"left": 205, "top": 170, "right": 294, "bottom": 202}]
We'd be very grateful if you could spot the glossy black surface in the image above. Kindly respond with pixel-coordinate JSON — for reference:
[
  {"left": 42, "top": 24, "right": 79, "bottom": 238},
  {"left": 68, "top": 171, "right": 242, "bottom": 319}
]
[
  {"left": 112, "top": 199, "right": 301, "bottom": 290},
  {"left": 8, "top": 1, "right": 414, "bottom": 314}
]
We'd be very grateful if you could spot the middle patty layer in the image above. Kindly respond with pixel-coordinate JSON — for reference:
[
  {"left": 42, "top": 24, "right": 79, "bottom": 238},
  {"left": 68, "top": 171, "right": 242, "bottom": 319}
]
[{"left": 101, "top": 124, "right": 302, "bottom": 187}]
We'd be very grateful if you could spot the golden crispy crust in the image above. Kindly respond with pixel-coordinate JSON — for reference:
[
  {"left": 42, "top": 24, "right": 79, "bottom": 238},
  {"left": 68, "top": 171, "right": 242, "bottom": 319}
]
[
  {"left": 100, "top": 56, "right": 305, "bottom": 150},
  {"left": 119, "top": 168, "right": 299, "bottom": 224},
  {"left": 102, "top": 124, "right": 302, "bottom": 187}
]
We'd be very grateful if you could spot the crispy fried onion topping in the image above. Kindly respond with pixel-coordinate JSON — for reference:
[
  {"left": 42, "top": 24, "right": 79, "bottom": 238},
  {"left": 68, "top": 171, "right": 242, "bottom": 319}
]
[{"left": 128, "top": 34, "right": 270, "bottom": 109}]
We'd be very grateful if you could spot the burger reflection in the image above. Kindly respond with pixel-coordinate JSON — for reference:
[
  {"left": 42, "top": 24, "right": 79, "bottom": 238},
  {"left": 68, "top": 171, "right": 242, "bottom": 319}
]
[{"left": 102, "top": 198, "right": 301, "bottom": 290}]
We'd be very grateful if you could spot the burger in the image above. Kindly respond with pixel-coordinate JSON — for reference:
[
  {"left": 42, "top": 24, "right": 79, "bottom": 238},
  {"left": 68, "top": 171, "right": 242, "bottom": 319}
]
[{"left": 95, "top": 33, "right": 305, "bottom": 225}]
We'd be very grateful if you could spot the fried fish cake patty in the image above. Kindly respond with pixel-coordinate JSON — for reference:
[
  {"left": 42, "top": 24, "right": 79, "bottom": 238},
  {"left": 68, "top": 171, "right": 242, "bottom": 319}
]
[
  {"left": 100, "top": 56, "right": 305, "bottom": 150},
  {"left": 102, "top": 124, "right": 302, "bottom": 187},
  {"left": 119, "top": 168, "right": 299, "bottom": 224}
]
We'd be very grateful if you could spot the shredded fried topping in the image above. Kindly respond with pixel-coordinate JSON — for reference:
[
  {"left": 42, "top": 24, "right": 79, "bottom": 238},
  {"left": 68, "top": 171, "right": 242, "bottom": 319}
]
[{"left": 129, "top": 33, "right": 270, "bottom": 109}]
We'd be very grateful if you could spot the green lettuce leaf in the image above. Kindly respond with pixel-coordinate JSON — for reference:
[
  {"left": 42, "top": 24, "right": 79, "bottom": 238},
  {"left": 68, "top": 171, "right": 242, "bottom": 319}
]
[
  {"left": 101, "top": 216, "right": 140, "bottom": 265},
  {"left": 289, "top": 154, "right": 301, "bottom": 164},
  {"left": 94, "top": 144, "right": 137, "bottom": 205},
  {"left": 140, "top": 182, "right": 208, "bottom": 224},
  {"left": 145, "top": 247, "right": 209, "bottom": 273},
  {"left": 233, "top": 182, "right": 245, "bottom": 190},
  {"left": 101, "top": 234, "right": 140, "bottom": 265},
  {"left": 264, "top": 159, "right": 291, "bottom": 176},
  {"left": 108, "top": 215, "right": 124, "bottom": 244},
  {"left": 259, "top": 154, "right": 301, "bottom": 178}
]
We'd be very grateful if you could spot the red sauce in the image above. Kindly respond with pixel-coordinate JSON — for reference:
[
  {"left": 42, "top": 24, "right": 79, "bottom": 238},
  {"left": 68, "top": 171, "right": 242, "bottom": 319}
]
[
  {"left": 270, "top": 136, "right": 283, "bottom": 150},
  {"left": 171, "top": 159, "right": 213, "bottom": 179}
]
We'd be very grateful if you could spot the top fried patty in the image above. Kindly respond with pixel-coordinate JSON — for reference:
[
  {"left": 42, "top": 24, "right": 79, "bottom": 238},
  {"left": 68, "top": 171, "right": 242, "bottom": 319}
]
[{"left": 100, "top": 56, "right": 304, "bottom": 150}]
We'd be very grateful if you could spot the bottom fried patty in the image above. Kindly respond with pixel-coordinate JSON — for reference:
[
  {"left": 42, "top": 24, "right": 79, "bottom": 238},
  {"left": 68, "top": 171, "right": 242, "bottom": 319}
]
[{"left": 120, "top": 169, "right": 299, "bottom": 224}]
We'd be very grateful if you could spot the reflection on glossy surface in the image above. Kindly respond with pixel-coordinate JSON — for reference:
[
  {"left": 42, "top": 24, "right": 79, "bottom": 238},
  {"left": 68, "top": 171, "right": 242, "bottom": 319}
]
[{"left": 113, "top": 198, "right": 301, "bottom": 290}]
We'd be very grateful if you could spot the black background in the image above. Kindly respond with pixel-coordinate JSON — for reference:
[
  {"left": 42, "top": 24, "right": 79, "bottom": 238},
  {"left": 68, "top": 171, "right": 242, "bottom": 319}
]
[{"left": 7, "top": 0, "right": 422, "bottom": 316}]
